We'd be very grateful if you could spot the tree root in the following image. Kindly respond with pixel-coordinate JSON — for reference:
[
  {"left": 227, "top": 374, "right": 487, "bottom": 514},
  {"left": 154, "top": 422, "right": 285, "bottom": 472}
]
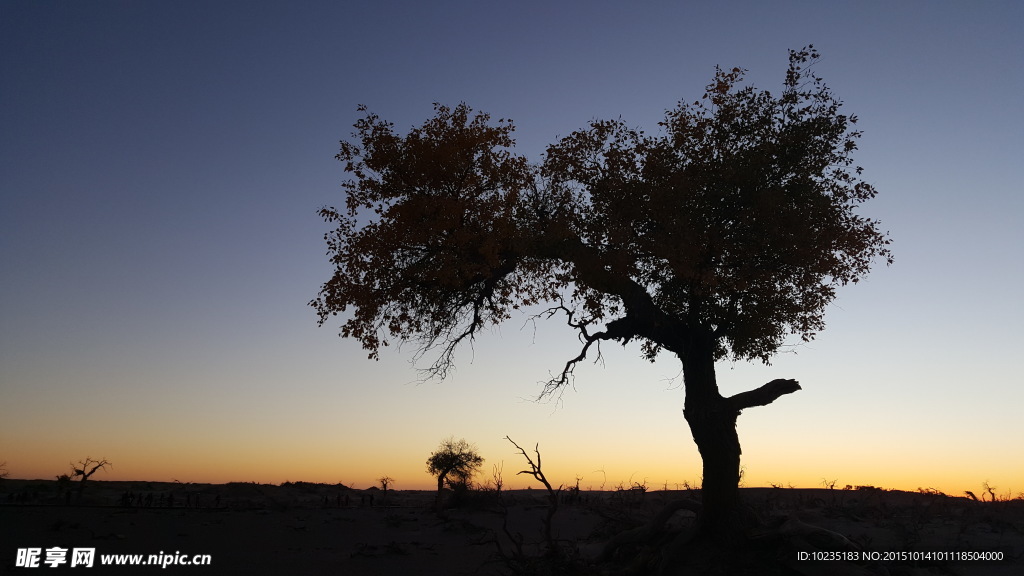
[
  {"left": 749, "top": 515, "right": 890, "bottom": 576},
  {"left": 597, "top": 499, "right": 890, "bottom": 576},
  {"left": 749, "top": 514, "right": 859, "bottom": 551},
  {"left": 599, "top": 498, "right": 703, "bottom": 563}
]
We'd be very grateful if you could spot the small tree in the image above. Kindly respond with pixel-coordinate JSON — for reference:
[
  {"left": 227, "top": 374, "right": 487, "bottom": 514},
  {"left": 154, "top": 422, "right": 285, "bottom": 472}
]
[
  {"left": 70, "top": 457, "right": 111, "bottom": 499},
  {"left": 377, "top": 475, "right": 394, "bottom": 504},
  {"left": 426, "top": 437, "right": 483, "bottom": 507},
  {"left": 0, "top": 461, "right": 8, "bottom": 482}
]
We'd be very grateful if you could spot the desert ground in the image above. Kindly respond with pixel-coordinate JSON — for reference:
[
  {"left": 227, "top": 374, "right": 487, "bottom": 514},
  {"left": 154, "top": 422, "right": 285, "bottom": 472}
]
[{"left": 2, "top": 479, "right": 1021, "bottom": 575}]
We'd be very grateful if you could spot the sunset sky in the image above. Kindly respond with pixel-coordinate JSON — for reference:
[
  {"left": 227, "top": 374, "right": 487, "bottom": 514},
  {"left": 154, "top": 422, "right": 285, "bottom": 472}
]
[{"left": 2, "top": 1, "right": 1022, "bottom": 495}]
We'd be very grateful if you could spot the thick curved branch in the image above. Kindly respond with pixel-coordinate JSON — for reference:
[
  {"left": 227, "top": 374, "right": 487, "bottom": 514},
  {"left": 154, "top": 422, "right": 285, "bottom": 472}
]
[
  {"left": 540, "top": 237, "right": 685, "bottom": 343},
  {"left": 529, "top": 237, "right": 695, "bottom": 399},
  {"left": 726, "top": 378, "right": 801, "bottom": 411}
]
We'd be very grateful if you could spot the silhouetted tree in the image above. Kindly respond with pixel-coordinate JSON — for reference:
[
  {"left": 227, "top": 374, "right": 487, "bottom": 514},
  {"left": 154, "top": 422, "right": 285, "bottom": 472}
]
[
  {"left": 314, "top": 47, "right": 892, "bottom": 538},
  {"left": 506, "top": 436, "right": 560, "bottom": 552},
  {"left": 426, "top": 437, "right": 483, "bottom": 506},
  {"left": 0, "top": 461, "right": 8, "bottom": 481},
  {"left": 70, "top": 457, "right": 111, "bottom": 499},
  {"left": 377, "top": 475, "right": 394, "bottom": 504}
]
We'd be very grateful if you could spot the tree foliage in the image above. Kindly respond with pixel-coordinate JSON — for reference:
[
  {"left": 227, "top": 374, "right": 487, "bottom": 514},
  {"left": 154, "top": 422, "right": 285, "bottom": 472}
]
[
  {"left": 313, "top": 47, "right": 891, "bottom": 390},
  {"left": 426, "top": 437, "right": 484, "bottom": 490}
]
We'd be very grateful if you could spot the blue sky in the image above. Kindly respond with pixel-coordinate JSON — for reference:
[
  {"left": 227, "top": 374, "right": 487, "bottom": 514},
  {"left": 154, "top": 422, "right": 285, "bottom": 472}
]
[{"left": 2, "top": 1, "right": 1022, "bottom": 493}]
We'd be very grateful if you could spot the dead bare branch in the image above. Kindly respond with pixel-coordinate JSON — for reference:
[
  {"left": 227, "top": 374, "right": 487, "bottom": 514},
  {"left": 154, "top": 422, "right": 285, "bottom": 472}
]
[
  {"left": 505, "top": 436, "right": 561, "bottom": 552},
  {"left": 727, "top": 378, "right": 802, "bottom": 412}
]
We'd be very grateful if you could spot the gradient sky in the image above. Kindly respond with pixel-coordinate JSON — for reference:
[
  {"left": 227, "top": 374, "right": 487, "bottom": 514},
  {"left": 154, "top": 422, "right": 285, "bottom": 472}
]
[{"left": 2, "top": 1, "right": 1022, "bottom": 494}]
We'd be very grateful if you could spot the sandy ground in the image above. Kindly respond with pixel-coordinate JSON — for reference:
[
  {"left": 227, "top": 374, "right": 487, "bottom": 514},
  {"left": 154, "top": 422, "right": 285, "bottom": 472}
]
[{"left": 2, "top": 480, "right": 1022, "bottom": 575}]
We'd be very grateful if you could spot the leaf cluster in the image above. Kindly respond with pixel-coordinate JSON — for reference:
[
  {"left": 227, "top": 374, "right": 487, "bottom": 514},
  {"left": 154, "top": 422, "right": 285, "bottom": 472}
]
[{"left": 316, "top": 103, "right": 566, "bottom": 375}]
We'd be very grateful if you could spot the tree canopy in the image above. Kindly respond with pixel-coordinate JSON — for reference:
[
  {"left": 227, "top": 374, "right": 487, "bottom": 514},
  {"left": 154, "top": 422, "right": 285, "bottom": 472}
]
[
  {"left": 426, "top": 437, "right": 484, "bottom": 489},
  {"left": 313, "top": 47, "right": 891, "bottom": 393}
]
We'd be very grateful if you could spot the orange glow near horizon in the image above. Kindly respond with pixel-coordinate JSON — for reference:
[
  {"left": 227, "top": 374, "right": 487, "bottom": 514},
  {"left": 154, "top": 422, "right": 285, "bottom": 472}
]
[
  {"left": 4, "top": 440, "right": 1018, "bottom": 498},
  {"left": 4, "top": 334, "right": 1021, "bottom": 499}
]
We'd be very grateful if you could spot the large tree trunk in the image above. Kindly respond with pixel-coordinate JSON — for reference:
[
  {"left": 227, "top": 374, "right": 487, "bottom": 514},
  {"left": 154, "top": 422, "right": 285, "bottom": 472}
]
[
  {"left": 679, "top": 328, "right": 747, "bottom": 540},
  {"left": 678, "top": 328, "right": 802, "bottom": 541},
  {"left": 685, "top": 395, "right": 746, "bottom": 537}
]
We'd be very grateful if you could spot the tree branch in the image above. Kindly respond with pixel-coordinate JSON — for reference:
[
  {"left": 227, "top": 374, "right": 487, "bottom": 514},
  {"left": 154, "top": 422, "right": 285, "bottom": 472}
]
[
  {"left": 726, "top": 378, "right": 801, "bottom": 411},
  {"left": 538, "top": 237, "right": 685, "bottom": 346},
  {"left": 537, "top": 302, "right": 643, "bottom": 397},
  {"left": 505, "top": 436, "right": 560, "bottom": 550}
]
